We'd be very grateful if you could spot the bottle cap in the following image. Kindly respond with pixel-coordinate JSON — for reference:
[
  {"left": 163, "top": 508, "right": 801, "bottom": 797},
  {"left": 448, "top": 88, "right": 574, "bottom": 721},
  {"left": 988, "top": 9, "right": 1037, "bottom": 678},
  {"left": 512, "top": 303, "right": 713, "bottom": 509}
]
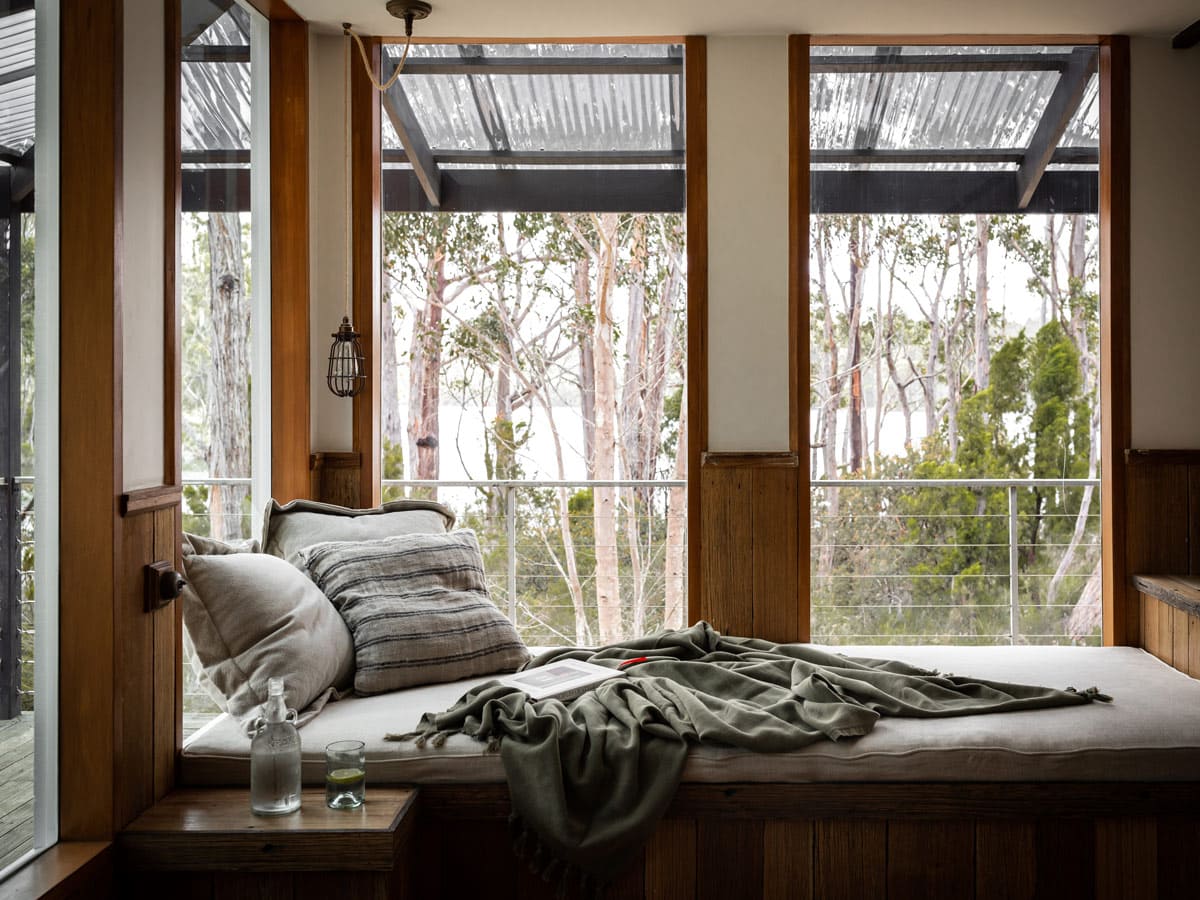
[{"left": 268, "top": 677, "right": 284, "bottom": 697}]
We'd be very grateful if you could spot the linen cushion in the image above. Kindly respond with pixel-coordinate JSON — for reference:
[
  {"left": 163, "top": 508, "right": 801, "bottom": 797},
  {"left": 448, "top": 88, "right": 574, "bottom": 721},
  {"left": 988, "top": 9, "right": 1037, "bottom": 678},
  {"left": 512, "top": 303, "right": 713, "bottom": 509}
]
[
  {"left": 262, "top": 498, "right": 455, "bottom": 564},
  {"left": 182, "top": 532, "right": 259, "bottom": 556},
  {"left": 302, "top": 530, "right": 530, "bottom": 695},
  {"left": 181, "top": 550, "right": 355, "bottom": 727}
]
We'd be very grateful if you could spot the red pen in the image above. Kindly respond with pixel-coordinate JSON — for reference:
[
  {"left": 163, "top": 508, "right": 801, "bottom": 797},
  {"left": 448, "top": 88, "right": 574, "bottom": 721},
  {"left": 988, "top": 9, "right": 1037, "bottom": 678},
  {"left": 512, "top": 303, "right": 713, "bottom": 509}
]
[{"left": 618, "top": 656, "right": 649, "bottom": 669}]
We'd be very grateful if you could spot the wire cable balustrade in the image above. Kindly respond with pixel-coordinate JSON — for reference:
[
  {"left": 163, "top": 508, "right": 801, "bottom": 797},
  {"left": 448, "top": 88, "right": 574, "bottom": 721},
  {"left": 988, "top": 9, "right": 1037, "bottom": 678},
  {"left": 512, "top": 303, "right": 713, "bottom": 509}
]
[
  {"left": 3, "top": 475, "right": 1101, "bottom": 725},
  {"left": 382, "top": 479, "right": 689, "bottom": 647},
  {"left": 811, "top": 477, "right": 1102, "bottom": 645}
]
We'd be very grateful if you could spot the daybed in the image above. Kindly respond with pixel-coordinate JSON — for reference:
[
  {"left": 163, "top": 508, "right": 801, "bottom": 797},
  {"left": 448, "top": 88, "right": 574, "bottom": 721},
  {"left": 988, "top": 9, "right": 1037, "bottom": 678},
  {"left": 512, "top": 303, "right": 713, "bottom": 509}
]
[{"left": 181, "top": 642, "right": 1200, "bottom": 899}]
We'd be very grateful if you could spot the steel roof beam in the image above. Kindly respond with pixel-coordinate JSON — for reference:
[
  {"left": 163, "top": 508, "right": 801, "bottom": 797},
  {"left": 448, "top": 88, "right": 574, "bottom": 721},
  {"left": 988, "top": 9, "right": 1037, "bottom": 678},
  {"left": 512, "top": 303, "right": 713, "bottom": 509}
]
[
  {"left": 383, "top": 148, "right": 684, "bottom": 166},
  {"left": 811, "top": 52, "right": 1075, "bottom": 74},
  {"left": 813, "top": 169, "right": 1097, "bottom": 215},
  {"left": 384, "top": 168, "right": 684, "bottom": 213},
  {"left": 382, "top": 65, "right": 441, "bottom": 208},
  {"left": 1173, "top": 20, "right": 1200, "bottom": 49},
  {"left": 458, "top": 44, "right": 512, "bottom": 154},
  {"left": 395, "top": 56, "right": 682, "bottom": 76},
  {"left": 182, "top": 45, "right": 249, "bottom": 63},
  {"left": 812, "top": 147, "right": 1097, "bottom": 166},
  {"left": 10, "top": 146, "right": 32, "bottom": 204},
  {"left": 0, "top": 1, "right": 35, "bottom": 17},
  {"left": 0, "top": 65, "right": 34, "bottom": 88},
  {"left": 182, "top": 0, "right": 235, "bottom": 47},
  {"left": 1015, "top": 46, "right": 1097, "bottom": 209}
]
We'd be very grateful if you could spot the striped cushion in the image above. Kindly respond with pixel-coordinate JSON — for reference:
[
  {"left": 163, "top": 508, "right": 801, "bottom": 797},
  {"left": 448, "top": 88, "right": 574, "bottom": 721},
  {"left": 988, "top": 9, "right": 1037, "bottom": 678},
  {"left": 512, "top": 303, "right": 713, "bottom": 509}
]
[{"left": 302, "top": 530, "right": 530, "bottom": 695}]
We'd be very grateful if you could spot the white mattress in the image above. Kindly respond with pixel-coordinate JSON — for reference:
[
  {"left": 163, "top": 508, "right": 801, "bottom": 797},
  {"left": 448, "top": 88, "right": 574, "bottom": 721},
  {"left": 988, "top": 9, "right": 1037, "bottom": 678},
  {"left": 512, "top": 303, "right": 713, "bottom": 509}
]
[{"left": 180, "top": 645, "right": 1200, "bottom": 785}]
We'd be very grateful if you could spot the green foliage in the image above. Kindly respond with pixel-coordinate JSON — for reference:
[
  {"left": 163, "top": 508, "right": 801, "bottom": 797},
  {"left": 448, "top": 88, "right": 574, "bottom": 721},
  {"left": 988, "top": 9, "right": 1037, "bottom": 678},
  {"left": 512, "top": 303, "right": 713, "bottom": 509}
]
[{"left": 811, "top": 213, "right": 1101, "bottom": 646}]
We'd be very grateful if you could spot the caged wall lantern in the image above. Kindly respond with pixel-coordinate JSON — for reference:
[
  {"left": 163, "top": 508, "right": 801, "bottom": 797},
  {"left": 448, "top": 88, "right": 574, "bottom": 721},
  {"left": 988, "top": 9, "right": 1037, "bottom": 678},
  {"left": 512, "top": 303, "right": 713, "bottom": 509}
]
[
  {"left": 327, "top": 316, "right": 367, "bottom": 397},
  {"left": 328, "top": 2, "right": 434, "bottom": 397}
]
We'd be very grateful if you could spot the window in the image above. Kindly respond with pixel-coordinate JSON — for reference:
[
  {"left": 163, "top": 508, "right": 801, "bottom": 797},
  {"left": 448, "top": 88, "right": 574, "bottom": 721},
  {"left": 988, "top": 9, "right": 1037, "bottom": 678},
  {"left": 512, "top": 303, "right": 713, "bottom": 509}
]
[
  {"left": 179, "top": 0, "right": 271, "bottom": 732},
  {"left": 808, "top": 42, "right": 1102, "bottom": 645},
  {"left": 378, "top": 43, "right": 688, "bottom": 646},
  {"left": 0, "top": 0, "right": 58, "bottom": 876}
]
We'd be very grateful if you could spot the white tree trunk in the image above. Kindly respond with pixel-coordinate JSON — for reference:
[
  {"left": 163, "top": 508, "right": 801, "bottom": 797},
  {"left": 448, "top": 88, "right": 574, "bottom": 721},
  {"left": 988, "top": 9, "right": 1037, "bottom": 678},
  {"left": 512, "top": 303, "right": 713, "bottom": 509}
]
[
  {"left": 591, "top": 214, "right": 623, "bottom": 644},
  {"left": 663, "top": 383, "right": 688, "bottom": 630},
  {"left": 974, "top": 215, "right": 991, "bottom": 390},
  {"left": 407, "top": 251, "right": 445, "bottom": 487},
  {"left": 205, "top": 212, "right": 251, "bottom": 541}
]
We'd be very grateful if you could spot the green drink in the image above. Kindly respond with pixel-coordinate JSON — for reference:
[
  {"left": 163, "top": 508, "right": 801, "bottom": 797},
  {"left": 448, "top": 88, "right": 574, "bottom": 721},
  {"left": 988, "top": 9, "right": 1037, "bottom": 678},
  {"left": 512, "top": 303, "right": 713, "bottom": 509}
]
[{"left": 325, "top": 740, "right": 366, "bottom": 809}]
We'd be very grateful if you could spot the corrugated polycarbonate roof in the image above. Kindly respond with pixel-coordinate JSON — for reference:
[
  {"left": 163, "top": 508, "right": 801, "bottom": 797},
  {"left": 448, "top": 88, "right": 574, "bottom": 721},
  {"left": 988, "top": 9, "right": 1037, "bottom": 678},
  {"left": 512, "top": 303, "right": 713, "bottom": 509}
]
[
  {"left": 810, "top": 44, "right": 1099, "bottom": 172},
  {"left": 182, "top": 6, "right": 251, "bottom": 156},
  {"left": 0, "top": 8, "right": 36, "bottom": 158},
  {"left": 381, "top": 43, "right": 683, "bottom": 163}
]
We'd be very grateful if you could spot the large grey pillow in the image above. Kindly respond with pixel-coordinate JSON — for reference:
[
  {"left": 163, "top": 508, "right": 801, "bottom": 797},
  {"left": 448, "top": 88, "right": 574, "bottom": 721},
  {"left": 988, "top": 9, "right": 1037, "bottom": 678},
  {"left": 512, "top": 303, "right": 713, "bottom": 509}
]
[
  {"left": 262, "top": 498, "right": 455, "bottom": 564},
  {"left": 183, "top": 531, "right": 259, "bottom": 556},
  {"left": 181, "top": 551, "right": 355, "bottom": 727},
  {"left": 302, "top": 530, "right": 530, "bottom": 695}
]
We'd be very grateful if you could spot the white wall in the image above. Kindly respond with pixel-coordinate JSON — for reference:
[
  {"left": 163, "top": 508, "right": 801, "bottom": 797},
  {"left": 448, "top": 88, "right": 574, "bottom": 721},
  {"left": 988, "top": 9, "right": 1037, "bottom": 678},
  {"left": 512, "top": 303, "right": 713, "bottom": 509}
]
[
  {"left": 121, "top": 0, "right": 166, "bottom": 489},
  {"left": 705, "top": 37, "right": 792, "bottom": 451},
  {"left": 309, "top": 34, "right": 354, "bottom": 452},
  {"left": 1129, "top": 37, "right": 1200, "bottom": 448}
]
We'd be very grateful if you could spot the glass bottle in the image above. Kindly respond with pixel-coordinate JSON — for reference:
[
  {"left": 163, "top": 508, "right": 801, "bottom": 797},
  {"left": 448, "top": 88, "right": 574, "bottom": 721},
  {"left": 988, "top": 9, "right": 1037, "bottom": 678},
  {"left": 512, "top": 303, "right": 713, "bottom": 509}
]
[{"left": 250, "top": 677, "right": 302, "bottom": 816}]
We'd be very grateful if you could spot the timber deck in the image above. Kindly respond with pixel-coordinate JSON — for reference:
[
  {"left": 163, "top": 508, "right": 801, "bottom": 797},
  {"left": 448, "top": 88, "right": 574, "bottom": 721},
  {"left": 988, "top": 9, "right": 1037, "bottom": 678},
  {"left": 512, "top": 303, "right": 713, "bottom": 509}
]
[{"left": 0, "top": 713, "right": 33, "bottom": 872}]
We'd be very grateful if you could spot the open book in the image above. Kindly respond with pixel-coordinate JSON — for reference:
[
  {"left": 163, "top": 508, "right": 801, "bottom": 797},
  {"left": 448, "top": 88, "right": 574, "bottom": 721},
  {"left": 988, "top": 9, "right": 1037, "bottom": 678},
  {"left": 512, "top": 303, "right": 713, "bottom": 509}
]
[{"left": 497, "top": 658, "right": 625, "bottom": 701}]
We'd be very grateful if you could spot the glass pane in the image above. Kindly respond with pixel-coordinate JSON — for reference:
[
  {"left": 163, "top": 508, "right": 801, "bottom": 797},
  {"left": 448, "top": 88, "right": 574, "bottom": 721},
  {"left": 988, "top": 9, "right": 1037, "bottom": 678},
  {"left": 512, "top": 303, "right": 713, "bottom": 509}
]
[
  {"left": 809, "top": 44, "right": 1101, "bottom": 647},
  {"left": 179, "top": 0, "right": 267, "bottom": 736},
  {"left": 0, "top": 0, "right": 52, "bottom": 875},
  {"left": 379, "top": 44, "right": 688, "bottom": 648}
]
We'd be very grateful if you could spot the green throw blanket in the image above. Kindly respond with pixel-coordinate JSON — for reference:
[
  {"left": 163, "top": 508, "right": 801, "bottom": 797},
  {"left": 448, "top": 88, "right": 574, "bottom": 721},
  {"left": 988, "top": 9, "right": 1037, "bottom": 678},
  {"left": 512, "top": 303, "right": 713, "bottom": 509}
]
[{"left": 390, "top": 622, "right": 1108, "bottom": 893}]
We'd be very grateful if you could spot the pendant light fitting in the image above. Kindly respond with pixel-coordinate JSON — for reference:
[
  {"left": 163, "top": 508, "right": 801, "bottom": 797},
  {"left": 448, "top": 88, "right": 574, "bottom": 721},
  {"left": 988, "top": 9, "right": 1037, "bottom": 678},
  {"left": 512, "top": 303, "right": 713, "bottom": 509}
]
[
  {"left": 385, "top": 1, "right": 432, "bottom": 33},
  {"left": 343, "top": 2, "right": 433, "bottom": 95},
  {"left": 329, "top": 2, "right": 434, "bottom": 399}
]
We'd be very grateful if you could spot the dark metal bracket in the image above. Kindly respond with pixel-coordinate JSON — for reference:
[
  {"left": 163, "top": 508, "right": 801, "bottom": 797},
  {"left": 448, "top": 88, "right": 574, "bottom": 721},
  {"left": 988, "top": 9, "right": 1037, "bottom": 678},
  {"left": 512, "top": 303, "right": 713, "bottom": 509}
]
[{"left": 145, "top": 561, "right": 186, "bottom": 613}]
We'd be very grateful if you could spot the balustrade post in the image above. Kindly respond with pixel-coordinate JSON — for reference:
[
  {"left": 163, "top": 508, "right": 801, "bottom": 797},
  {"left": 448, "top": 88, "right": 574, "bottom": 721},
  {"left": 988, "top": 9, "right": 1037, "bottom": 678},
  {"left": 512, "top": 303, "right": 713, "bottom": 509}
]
[
  {"left": 505, "top": 484, "right": 517, "bottom": 623},
  {"left": 1008, "top": 484, "right": 1020, "bottom": 645}
]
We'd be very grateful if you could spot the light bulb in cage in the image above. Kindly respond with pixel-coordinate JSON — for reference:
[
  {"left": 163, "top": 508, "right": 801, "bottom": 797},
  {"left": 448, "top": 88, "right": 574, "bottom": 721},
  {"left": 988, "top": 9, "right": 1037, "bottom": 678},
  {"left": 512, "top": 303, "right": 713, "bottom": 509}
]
[{"left": 327, "top": 316, "right": 366, "bottom": 398}]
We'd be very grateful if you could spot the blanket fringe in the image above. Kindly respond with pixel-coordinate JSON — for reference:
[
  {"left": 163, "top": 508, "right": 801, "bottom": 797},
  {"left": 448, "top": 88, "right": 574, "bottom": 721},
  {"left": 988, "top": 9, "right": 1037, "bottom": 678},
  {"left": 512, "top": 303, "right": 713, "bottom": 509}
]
[
  {"left": 508, "top": 812, "right": 608, "bottom": 899},
  {"left": 1067, "top": 685, "right": 1113, "bottom": 703}
]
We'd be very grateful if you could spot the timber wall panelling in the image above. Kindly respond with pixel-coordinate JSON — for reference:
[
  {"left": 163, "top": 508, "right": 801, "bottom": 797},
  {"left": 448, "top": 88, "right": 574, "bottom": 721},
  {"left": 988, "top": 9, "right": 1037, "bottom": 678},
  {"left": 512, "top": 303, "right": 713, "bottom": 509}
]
[
  {"left": 698, "top": 454, "right": 802, "bottom": 642},
  {"left": 310, "top": 452, "right": 364, "bottom": 507},
  {"left": 1128, "top": 449, "right": 1200, "bottom": 677},
  {"left": 790, "top": 35, "right": 811, "bottom": 642},
  {"left": 115, "top": 494, "right": 182, "bottom": 831},
  {"left": 413, "top": 785, "right": 1200, "bottom": 900},
  {"left": 1100, "top": 35, "right": 1132, "bottom": 646},
  {"left": 684, "top": 35, "right": 706, "bottom": 628},
  {"left": 60, "top": 0, "right": 122, "bottom": 841},
  {"left": 59, "top": 0, "right": 187, "bottom": 855},
  {"left": 351, "top": 35, "right": 382, "bottom": 509},
  {"left": 270, "top": 18, "right": 313, "bottom": 504}
]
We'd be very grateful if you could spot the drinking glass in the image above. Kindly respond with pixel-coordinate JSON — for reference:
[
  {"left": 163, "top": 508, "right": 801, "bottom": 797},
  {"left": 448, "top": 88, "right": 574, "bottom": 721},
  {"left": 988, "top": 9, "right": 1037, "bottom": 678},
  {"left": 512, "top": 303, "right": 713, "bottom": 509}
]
[{"left": 325, "top": 740, "right": 366, "bottom": 809}]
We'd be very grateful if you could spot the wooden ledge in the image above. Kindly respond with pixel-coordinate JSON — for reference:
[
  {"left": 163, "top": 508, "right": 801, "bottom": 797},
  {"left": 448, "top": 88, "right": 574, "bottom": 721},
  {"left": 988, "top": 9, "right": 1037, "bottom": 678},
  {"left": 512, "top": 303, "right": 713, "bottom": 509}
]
[
  {"left": 120, "top": 484, "right": 182, "bottom": 517},
  {"left": 1, "top": 842, "right": 112, "bottom": 900},
  {"left": 119, "top": 788, "right": 418, "bottom": 872},
  {"left": 701, "top": 452, "right": 800, "bottom": 468},
  {"left": 1125, "top": 449, "right": 1200, "bottom": 466},
  {"left": 1131, "top": 574, "right": 1200, "bottom": 617}
]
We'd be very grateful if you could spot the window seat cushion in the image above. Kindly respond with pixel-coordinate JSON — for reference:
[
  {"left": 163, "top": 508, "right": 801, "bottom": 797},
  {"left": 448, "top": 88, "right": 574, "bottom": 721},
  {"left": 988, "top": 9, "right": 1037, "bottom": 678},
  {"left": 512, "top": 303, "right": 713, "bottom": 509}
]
[{"left": 180, "top": 644, "right": 1200, "bottom": 786}]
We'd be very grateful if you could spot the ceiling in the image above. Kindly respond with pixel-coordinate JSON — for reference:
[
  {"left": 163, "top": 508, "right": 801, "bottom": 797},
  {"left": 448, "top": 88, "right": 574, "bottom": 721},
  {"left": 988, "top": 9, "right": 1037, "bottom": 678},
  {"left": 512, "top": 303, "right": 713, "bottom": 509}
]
[{"left": 289, "top": 0, "right": 1196, "bottom": 40}]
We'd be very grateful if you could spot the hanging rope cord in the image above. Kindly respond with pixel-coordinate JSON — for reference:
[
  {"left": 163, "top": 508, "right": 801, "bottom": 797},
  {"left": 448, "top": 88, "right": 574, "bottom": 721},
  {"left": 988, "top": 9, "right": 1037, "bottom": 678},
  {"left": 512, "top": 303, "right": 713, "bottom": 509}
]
[
  {"left": 340, "top": 24, "right": 412, "bottom": 321},
  {"left": 343, "top": 32, "right": 353, "bottom": 321},
  {"left": 344, "top": 24, "right": 413, "bottom": 93}
]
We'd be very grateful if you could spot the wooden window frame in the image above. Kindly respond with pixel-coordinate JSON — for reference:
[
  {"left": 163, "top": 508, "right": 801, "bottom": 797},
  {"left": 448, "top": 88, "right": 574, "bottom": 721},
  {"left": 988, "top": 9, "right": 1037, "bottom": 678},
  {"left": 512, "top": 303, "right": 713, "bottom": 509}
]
[
  {"left": 350, "top": 35, "right": 707, "bottom": 608},
  {"left": 791, "top": 34, "right": 1131, "bottom": 645}
]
